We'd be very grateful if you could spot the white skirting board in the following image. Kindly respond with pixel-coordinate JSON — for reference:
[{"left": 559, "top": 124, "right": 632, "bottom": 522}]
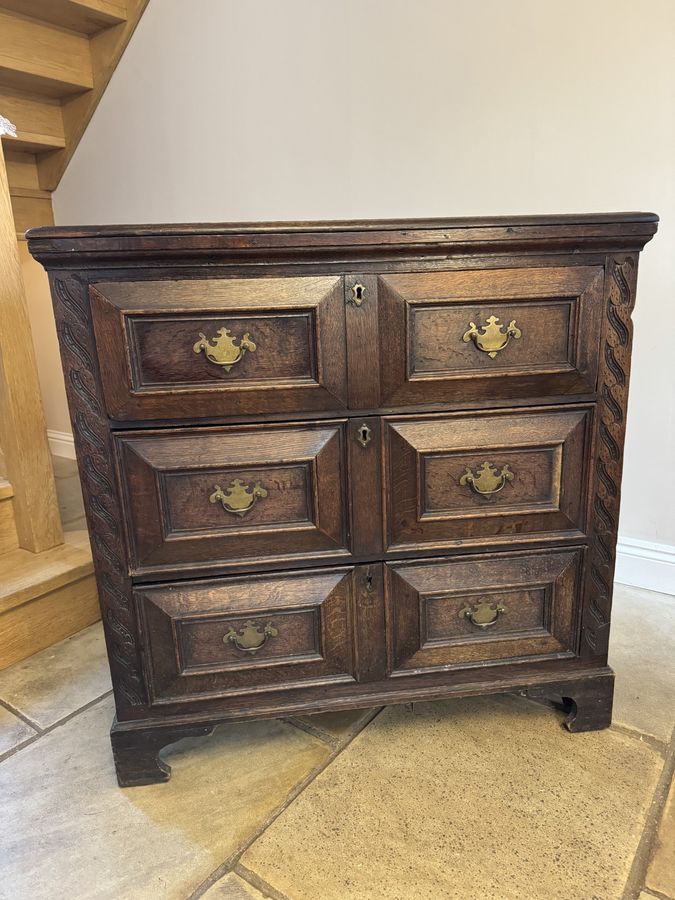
[
  {"left": 47, "top": 429, "right": 76, "bottom": 460},
  {"left": 615, "top": 537, "right": 675, "bottom": 596}
]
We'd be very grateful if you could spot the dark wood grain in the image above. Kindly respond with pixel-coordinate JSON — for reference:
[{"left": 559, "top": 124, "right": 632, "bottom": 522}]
[
  {"left": 379, "top": 267, "right": 604, "bottom": 405},
  {"left": 384, "top": 407, "right": 591, "bottom": 550},
  {"left": 89, "top": 276, "right": 348, "bottom": 420},
  {"left": 115, "top": 421, "right": 352, "bottom": 576},
  {"left": 522, "top": 669, "right": 615, "bottom": 732},
  {"left": 47, "top": 273, "right": 148, "bottom": 718},
  {"left": 579, "top": 256, "right": 640, "bottom": 662},
  {"left": 31, "top": 214, "right": 657, "bottom": 785},
  {"left": 27, "top": 213, "right": 658, "bottom": 270},
  {"left": 136, "top": 567, "right": 359, "bottom": 704},
  {"left": 345, "top": 274, "right": 380, "bottom": 408},
  {"left": 110, "top": 720, "right": 215, "bottom": 786},
  {"left": 386, "top": 548, "right": 581, "bottom": 674}
]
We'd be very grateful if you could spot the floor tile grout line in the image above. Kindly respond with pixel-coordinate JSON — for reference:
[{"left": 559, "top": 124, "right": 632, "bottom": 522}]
[
  {"left": 0, "top": 696, "right": 43, "bottom": 733},
  {"left": 0, "top": 690, "right": 113, "bottom": 765},
  {"left": 622, "top": 723, "right": 675, "bottom": 900},
  {"left": 280, "top": 716, "right": 340, "bottom": 747},
  {"left": 184, "top": 701, "right": 670, "bottom": 900},
  {"left": 283, "top": 707, "right": 384, "bottom": 749},
  {"left": 610, "top": 722, "right": 670, "bottom": 756},
  {"left": 234, "top": 863, "right": 293, "bottom": 900},
  {"left": 503, "top": 690, "right": 672, "bottom": 756},
  {"left": 185, "top": 707, "right": 386, "bottom": 900},
  {"left": 641, "top": 888, "right": 674, "bottom": 900}
]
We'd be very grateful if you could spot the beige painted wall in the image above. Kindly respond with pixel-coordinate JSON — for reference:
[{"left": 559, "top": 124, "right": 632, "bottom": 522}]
[{"left": 51, "top": 0, "right": 675, "bottom": 548}]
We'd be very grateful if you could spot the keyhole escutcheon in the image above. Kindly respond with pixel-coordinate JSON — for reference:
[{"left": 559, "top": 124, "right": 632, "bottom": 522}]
[
  {"left": 357, "top": 423, "right": 372, "bottom": 447},
  {"left": 351, "top": 283, "right": 365, "bottom": 306}
]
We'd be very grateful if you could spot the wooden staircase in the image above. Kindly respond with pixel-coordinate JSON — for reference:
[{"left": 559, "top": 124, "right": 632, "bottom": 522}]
[
  {"left": 0, "top": 0, "right": 148, "bottom": 668},
  {"left": 2, "top": 0, "right": 148, "bottom": 232}
]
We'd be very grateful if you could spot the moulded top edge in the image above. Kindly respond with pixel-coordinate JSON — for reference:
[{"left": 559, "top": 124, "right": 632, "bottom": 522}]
[{"left": 27, "top": 211, "right": 659, "bottom": 242}]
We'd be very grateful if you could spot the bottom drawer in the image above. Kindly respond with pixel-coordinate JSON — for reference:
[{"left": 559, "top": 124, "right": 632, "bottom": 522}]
[
  {"left": 386, "top": 548, "right": 583, "bottom": 676},
  {"left": 137, "top": 567, "right": 362, "bottom": 705}
]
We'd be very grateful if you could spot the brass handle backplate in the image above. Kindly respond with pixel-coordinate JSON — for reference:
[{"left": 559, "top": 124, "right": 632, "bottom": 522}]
[
  {"left": 224, "top": 620, "right": 278, "bottom": 653},
  {"left": 193, "top": 327, "right": 256, "bottom": 371},
  {"left": 459, "top": 462, "right": 514, "bottom": 497},
  {"left": 459, "top": 601, "right": 507, "bottom": 629},
  {"left": 210, "top": 479, "right": 268, "bottom": 517},
  {"left": 462, "top": 315, "right": 521, "bottom": 358}
]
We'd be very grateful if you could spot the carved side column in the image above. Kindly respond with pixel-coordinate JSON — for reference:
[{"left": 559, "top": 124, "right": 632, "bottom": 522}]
[
  {"left": 580, "top": 256, "right": 639, "bottom": 660},
  {"left": 49, "top": 272, "right": 147, "bottom": 715}
]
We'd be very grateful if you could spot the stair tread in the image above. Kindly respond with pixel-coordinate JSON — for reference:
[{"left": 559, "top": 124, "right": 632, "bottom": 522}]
[
  {"left": 0, "top": 0, "right": 127, "bottom": 35},
  {"left": 0, "top": 537, "right": 94, "bottom": 613},
  {"left": 3, "top": 130, "right": 67, "bottom": 153}
]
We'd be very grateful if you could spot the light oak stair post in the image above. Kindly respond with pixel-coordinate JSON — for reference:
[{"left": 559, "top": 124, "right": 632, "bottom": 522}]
[{"left": 0, "top": 115, "right": 63, "bottom": 552}]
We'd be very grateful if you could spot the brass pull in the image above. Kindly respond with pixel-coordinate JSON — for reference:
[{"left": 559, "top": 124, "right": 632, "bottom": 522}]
[
  {"left": 460, "top": 601, "right": 507, "bottom": 629},
  {"left": 356, "top": 423, "right": 372, "bottom": 447},
  {"left": 462, "top": 315, "right": 521, "bottom": 358},
  {"left": 459, "top": 462, "right": 514, "bottom": 497},
  {"left": 193, "top": 327, "right": 256, "bottom": 371},
  {"left": 350, "top": 283, "right": 366, "bottom": 306},
  {"left": 224, "top": 620, "right": 278, "bottom": 653},
  {"left": 210, "top": 479, "right": 268, "bottom": 517}
]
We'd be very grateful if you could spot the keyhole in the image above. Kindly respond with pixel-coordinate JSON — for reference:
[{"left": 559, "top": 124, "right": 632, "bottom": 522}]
[
  {"left": 352, "top": 283, "right": 365, "bottom": 306},
  {"left": 366, "top": 575, "right": 373, "bottom": 592},
  {"left": 357, "top": 423, "right": 372, "bottom": 447}
]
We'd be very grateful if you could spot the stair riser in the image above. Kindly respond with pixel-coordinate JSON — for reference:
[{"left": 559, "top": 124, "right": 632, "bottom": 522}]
[
  {"left": 0, "top": 11, "right": 94, "bottom": 98},
  {"left": 0, "top": 573, "right": 99, "bottom": 669}
]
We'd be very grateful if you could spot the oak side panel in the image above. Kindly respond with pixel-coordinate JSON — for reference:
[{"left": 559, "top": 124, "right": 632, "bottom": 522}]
[
  {"left": 47, "top": 272, "right": 147, "bottom": 717},
  {"left": 580, "top": 257, "right": 640, "bottom": 661}
]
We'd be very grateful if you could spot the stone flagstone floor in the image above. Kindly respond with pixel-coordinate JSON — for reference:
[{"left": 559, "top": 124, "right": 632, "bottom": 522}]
[
  {"left": 0, "top": 580, "right": 671, "bottom": 900},
  {"left": 0, "top": 449, "right": 672, "bottom": 900}
]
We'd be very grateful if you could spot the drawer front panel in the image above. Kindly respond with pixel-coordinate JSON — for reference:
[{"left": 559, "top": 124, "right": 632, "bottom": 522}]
[
  {"left": 386, "top": 548, "right": 582, "bottom": 675},
  {"left": 90, "top": 276, "right": 347, "bottom": 420},
  {"left": 137, "top": 568, "right": 358, "bottom": 704},
  {"left": 116, "top": 422, "right": 351, "bottom": 576},
  {"left": 379, "top": 266, "right": 604, "bottom": 405},
  {"left": 385, "top": 408, "right": 591, "bottom": 551}
]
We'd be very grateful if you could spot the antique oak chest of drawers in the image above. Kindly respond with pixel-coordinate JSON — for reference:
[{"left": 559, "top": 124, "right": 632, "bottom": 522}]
[{"left": 28, "top": 213, "right": 658, "bottom": 786}]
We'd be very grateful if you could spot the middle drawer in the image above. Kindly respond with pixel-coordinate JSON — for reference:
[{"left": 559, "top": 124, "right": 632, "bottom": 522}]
[
  {"left": 383, "top": 407, "right": 592, "bottom": 552},
  {"left": 115, "top": 420, "right": 355, "bottom": 577}
]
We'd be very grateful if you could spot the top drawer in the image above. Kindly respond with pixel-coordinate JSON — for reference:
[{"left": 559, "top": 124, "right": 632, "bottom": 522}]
[
  {"left": 90, "top": 276, "right": 348, "bottom": 421},
  {"left": 378, "top": 266, "right": 604, "bottom": 405}
]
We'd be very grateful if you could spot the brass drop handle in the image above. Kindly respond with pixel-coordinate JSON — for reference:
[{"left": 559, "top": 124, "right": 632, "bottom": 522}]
[
  {"left": 462, "top": 315, "right": 521, "bottom": 358},
  {"left": 224, "top": 620, "right": 278, "bottom": 653},
  {"left": 459, "top": 462, "right": 514, "bottom": 497},
  {"left": 193, "top": 327, "right": 256, "bottom": 371},
  {"left": 210, "top": 479, "right": 268, "bottom": 517},
  {"left": 460, "top": 601, "right": 507, "bottom": 629}
]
